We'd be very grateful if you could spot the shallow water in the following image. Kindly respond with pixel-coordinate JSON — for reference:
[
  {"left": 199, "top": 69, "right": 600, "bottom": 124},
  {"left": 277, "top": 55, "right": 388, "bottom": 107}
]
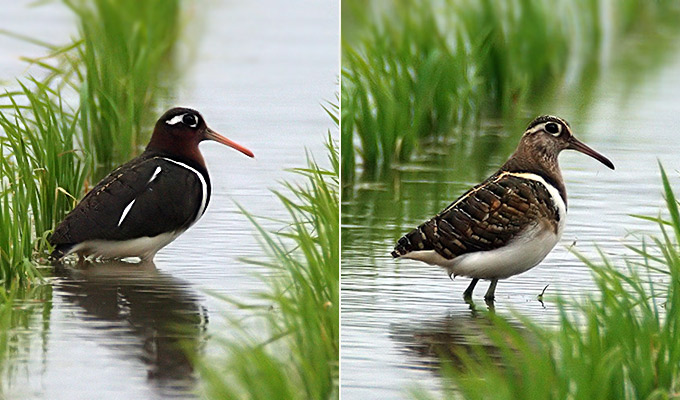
[
  {"left": 340, "top": 45, "right": 680, "bottom": 398},
  {"left": 1, "top": 1, "right": 337, "bottom": 399}
]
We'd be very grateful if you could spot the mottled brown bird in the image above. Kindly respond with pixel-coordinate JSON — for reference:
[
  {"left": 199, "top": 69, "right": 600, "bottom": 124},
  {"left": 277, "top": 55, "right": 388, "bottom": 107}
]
[{"left": 392, "top": 115, "right": 614, "bottom": 301}]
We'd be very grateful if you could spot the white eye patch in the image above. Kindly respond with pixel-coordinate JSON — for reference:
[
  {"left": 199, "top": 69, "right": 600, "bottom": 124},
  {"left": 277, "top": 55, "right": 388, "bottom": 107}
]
[
  {"left": 166, "top": 114, "right": 185, "bottom": 125},
  {"left": 165, "top": 113, "right": 199, "bottom": 128}
]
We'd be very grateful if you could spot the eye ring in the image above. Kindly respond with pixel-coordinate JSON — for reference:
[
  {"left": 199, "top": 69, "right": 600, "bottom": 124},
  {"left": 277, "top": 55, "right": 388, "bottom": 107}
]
[
  {"left": 182, "top": 114, "right": 198, "bottom": 128},
  {"left": 545, "top": 122, "right": 560, "bottom": 135}
]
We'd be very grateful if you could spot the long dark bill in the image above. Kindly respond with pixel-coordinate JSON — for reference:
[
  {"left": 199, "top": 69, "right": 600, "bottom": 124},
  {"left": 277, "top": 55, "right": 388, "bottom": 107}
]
[
  {"left": 567, "top": 138, "right": 614, "bottom": 170},
  {"left": 205, "top": 127, "right": 254, "bottom": 158}
]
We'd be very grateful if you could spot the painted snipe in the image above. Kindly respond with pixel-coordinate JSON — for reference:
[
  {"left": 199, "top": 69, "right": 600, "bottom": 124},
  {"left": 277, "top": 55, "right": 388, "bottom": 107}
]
[
  {"left": 391, "top": 115, "right": 614, "bottom": 301},
  {"left": 50, "top": 107, "right": 254, "bottom": 261}
]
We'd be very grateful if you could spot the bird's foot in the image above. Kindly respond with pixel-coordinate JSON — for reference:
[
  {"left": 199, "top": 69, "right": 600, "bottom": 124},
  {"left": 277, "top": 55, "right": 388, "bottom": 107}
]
[
  {"left": 462, "top": 278, "right": 479, "bottom": 299},
  {"left": 484, "top": 296, "right": 496, "bottom": 310}
]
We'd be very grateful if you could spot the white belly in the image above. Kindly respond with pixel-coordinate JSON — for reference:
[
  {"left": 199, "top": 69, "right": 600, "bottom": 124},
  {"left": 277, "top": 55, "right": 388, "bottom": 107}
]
[
  {"left": 69, "top": 230, "right": 182, "bottom": 261},
  {"left": 403, "top": 222, "right": 560, "bottom": 279}
]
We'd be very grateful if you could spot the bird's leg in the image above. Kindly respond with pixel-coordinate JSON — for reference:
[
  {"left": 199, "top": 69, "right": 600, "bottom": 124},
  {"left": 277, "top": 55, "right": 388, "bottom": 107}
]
[
  {"left": 463, "top": 278, "right": 479, "bottom": 299},
  {"left": 484, "top": 279, "right": 498, "bottom": 301}
]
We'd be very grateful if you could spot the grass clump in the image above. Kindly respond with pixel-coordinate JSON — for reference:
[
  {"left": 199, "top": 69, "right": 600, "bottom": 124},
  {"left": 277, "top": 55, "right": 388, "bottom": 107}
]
[
  {"left": 341, "top": 0, "right": 680, "bottom": 179},
  {"left": 0, "top": 0, "right": 183, "bottom": 283},
  {"left": 414, "top": 165, "right": 680, "bottom": 399},
  {"left": 0, "top": 82, "right": 87, "bottom": 284},
  {"left": 199, "top": 133, "right": 339, "bottom": 399}
]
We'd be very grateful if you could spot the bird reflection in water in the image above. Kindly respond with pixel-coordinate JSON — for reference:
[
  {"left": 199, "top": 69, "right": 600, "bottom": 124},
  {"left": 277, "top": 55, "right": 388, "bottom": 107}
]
[
  {"left": 52, "top": 259, "right": 207, "bottom": 392},
  {"left": 390, "top": 310, "right": 533, "bottom": 373}
]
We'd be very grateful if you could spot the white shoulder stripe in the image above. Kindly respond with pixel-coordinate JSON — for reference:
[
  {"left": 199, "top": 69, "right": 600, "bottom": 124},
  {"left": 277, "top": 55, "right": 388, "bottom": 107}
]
[
  {"left": 160, "top": 157, "right": 208, "bottom": 222},
  {"left": 118, "top": 199, "right": 136, "bottom": 227}
]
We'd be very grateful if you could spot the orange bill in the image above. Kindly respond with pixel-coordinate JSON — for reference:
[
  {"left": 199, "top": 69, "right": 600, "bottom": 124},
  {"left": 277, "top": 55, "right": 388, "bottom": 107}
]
[{"left": 205, "top": 128, "right": 255, "bottom": 158}]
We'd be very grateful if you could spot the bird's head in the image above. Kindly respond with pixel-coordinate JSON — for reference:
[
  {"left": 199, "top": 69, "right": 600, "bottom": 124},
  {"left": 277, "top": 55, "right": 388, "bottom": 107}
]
[
  {"left": 518, "top": 115, "right": 614, "bottom": 170},
  {"left": 148, "top": 107, "right": 254, "bottom": 163}
]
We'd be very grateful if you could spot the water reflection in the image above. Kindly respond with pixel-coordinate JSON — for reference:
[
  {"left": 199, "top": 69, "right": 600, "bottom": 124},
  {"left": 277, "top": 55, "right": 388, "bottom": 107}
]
[
  {"left": 390, "top": 310, "right": 531, "bottom": 373},
  {"left": 0, "top": 285, "right": 52, "bottom": 396},
  {"left": 52, "top": 260, "right": 207, "bottom": 392}
]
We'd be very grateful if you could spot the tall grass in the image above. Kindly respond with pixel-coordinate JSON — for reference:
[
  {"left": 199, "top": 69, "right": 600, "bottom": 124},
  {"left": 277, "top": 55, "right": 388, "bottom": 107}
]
[
  {"left": 414, "top": 165, "right": 680, "bottom": 399},
  {"left": 0, "top": 0, "right": 183, "bottom": 283},
  {"left": 66, "top": 0, "right": 181, "bottom": 177},
  {"left": 0, "top": 82, "right": 87, "bottom": 284},
  {"left": 199, "top": 134, "right": 339, "bottom": 399},
  {"left": 342, "top": 0, "right": 680, "bottom": 179}
]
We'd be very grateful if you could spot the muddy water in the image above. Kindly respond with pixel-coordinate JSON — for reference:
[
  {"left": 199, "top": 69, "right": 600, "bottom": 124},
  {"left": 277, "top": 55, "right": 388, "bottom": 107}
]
[
  {"left": 1, "top": 1, "right": 337, "bottom": 399},
  {"left": 340, "top": 46, "right": 680, "bottom": 398}
]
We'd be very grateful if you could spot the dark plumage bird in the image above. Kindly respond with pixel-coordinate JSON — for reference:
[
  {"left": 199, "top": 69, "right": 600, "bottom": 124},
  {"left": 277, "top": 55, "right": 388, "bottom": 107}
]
[
  {"left": 50, "top": 107, "right": 254, "bottom": 261},
  {"left": 392, "top": 115, "right": 614, "bottom": 301}
]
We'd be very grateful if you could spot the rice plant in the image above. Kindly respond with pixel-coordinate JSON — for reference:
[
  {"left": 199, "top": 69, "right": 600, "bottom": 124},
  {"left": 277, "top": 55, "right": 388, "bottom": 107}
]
[
  {"left": 0, "top": 82, "right": 88, "bottom": 284},
  {"left": 342, "top": 0, "right": 680, "bottom": 179},
  {"left": 0, "top": 161, "right": 37, "bottom": 285},
  {"left": 199, "top": 133, "right": 339, "bottom": 399},
  {"left": 413, "top": 164, "right": 680, "bottom": 399}
]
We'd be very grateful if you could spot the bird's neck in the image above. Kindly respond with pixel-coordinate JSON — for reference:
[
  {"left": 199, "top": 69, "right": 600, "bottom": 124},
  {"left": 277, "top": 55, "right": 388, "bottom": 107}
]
[
  {"left": 500, "top": 146, "right": 567, "bottom": 205},
  {"left": 145, "top": 144, "right": 207, "bottom": 174},
  {"left": 146, "top": 136, "right": 207, "bottom": 171}
]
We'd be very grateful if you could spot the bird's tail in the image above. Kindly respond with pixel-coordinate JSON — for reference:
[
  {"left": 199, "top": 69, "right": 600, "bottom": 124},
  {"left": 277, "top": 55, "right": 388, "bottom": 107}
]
[{"left": 391, "top": 223, "right": 434, "bottom": 258}]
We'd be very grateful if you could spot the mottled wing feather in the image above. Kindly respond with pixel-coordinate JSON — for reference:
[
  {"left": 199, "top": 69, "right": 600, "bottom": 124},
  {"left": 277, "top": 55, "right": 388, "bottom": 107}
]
[{"left": 392, "top": 173, "right": 559, "bottom": 259}]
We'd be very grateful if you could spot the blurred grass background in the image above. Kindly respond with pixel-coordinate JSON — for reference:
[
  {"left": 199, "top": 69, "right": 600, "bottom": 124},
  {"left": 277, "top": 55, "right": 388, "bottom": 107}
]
[
  {"left": 68, "top": 0, "right": 181, "bottom": 178},
  {"left": 341, "top": 0, "right": 680, "bottom": 181}
]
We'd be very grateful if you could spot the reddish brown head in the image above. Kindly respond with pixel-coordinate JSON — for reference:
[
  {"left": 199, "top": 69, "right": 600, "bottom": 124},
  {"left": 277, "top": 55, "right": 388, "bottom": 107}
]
[{"left": 147, "top": 107, "right": 254, "bottom": 167}]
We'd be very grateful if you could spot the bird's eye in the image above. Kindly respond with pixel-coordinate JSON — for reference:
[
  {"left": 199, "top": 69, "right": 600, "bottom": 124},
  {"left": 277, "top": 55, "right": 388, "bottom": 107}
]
[
  {"left": 182, "top": 114, "right": 198, "bottom": 128},
  {"left": 545, "top": 122, "right": 560, "bottom": 135}
]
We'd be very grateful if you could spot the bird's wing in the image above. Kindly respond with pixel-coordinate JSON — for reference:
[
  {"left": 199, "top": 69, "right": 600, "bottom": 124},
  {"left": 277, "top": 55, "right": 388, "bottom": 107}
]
[
  {"left": 393, "top": 172, "right": 560, "bottom": 258},
  {"left": 50, "top": 156, "right": 205, "bottom": 246}
]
